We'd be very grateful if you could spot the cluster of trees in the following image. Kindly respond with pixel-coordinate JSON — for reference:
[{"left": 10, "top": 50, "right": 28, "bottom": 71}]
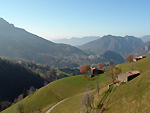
[
  {"left": 22, "top": 62, "right": 61, "bottom": 82},
  {"left": 59, "top": 68, "right": 81, "bottom": 76},
  {"left": 0, "top": 86, "right": 37, "bottom": 112},
  {"left": 80, "top": 65, "right": 91, "bottom": 74},
  {"left": 0, "top": 101, "right": 12, "bottom": 111},
  {"left": 125, "top": 55, "right": 133, "bottom": 63},
  {"left": 22, "top": 62, "right": 80, "bottom": 83}
]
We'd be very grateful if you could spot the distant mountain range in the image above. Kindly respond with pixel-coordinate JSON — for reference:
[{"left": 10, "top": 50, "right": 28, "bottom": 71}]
[
  {"left": 53, "top": 36, "right": 101, "bottom": 46},
  {"left": 1, "top": 18, "right": 148, "bottom": 67},
  {"left": 79, "top": 35, "right": 143, "bottom": 57},
  {"left": 132, "top": 40, "right": 150, "bottom": 57},
  {"left": 0, "top": 18, "right": 86, "bottom": 67},
  {"left": 140, "top": 35, "right": 150, "bottom": 43}
]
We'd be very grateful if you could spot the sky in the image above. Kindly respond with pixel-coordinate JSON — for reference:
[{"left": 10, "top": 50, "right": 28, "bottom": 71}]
[{"left": 0, "top": 0, "right": 150, "bottom": 40}]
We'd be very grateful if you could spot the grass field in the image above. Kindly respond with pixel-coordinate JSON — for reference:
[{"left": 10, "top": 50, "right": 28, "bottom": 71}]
[
  {"left": 2, "top": 73, "right": 110, "bottom": 113},
  {"left": 103, "top": 56, "right": 150, "bottom": 113}
]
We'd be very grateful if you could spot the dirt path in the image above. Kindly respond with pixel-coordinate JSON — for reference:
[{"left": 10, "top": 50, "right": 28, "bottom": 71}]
[
  {"left": 99, "top": 85, "right": 115, "bottom": 113},
  {"left": 46, "top": 98, "right": 69, "bottom": 113},
  {"left": 46, "top": 90, "right": 95, "bottom": 113}
]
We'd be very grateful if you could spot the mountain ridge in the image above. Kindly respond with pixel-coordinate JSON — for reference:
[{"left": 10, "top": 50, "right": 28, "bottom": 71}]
[
  {"left": 132, "top": 40, "right": 150, "bottom": 57},
  {"left": 79, "top": 35, "right": 143, "bottom": 57},
  {"left": 53, "top": 36, "right": 101, "bottom": 46},
  {"left": 0, "top": 18, "right": 86, "bottom": 67},
  {"left": 140, "top": 35, "right": 150, "bottom": 43}
]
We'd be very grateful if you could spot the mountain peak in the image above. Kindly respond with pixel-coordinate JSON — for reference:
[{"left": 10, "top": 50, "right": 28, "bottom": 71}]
[
  {"left": 0, "top": 18, "right": 15, "bottom": 29},
  {"left": 0, "top": 18, "right": 8, "bottom": 23},
  {"left": 79, "top": 35, "right": 143, "bottom": 57},
  {"left": 0, "top": 17, "right": 5, "bottom": 20}
]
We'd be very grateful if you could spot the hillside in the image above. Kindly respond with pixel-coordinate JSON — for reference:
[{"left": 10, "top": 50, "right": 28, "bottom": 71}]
[
  {"left": 53, "top": 36, "right": 101, "bottom": 46},
  {"left": 132, "top": 40, "right": 150, "bottom": 57},
  {"left": 2, "top": 57, "right": 150, "bottom": 113},
  {"left": 1, "top": 74, "right": 111, "bottom": 113},
  {"left": 78, "top": 50, "right": 125, "bottom": 66},
  {"left": 100, "top": 50, "right": 125, "bottom": 64},
  {"left": 0, "top": 18, "right": 86, "bottom": 67},
  {"left": 103, "top": 56, "right": 150, "bottom": 113},
  {"left": 79, "top": 35, "right": 143, "bottom": 57},
  {"left": 0, "top": 58, "right": 45, "bottom": 102}
]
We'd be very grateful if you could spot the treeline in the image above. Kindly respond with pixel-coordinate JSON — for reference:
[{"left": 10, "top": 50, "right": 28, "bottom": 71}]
[
  {"left": 0, "top": 58, "right": 45, "bottom": 111},
  {"left": 21, "top": 62, "right": 81, "bottom": 82}
]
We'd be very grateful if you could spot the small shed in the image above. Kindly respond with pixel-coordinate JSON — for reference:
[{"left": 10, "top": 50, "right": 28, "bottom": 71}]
[
  {"left": 118, "top": 71, "right": 140, "bottom": 82},
  {"left": 90, "top": 68, "right": 104, "bottom": 77},
  {"left": 93, "top": 68, "right": 104, "bottom": 75}
]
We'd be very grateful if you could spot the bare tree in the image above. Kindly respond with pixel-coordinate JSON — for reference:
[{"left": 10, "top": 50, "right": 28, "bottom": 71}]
[
  {"left": 82, "top": 93, "right": 93, "bottom": 113},
  {"left": 14, "top": 94, "right": 23, "bottom": 103},
  {"left": 27, "top": 86, "right": 35, "bottom": 95},
  {"left": 30, "top": 105, "right": 35, "bottom": 113},
  {"left": 95, "top": 77, "right": 100, "bottom": 95},
  {"left": 81, "top": 83, "right": 94, "bottom": 113},
  {"left": 106, "top": 65, "right": 121, "bottom": 82},
  {"left": 17, "top": 103, "right": 24, "bottom": 113}
]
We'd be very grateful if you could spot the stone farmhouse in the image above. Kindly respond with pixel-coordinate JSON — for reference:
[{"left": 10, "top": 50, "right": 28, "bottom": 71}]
[
  {"left": 118, "top": 70, "right": 140, "bottom": 82},
  {"left": 133, "top": 55, "right": 146, "bottom": 62}
]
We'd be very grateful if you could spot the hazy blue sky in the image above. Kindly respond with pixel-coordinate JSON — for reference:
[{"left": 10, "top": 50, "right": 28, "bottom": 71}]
[{"left": 0, "top": 0, "right": 150, "bottom": 40}]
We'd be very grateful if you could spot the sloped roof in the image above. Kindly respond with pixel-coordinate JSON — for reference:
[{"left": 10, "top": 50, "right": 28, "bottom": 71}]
[{"left": 122, "top": 71, "right": 140, "bottom": 77}]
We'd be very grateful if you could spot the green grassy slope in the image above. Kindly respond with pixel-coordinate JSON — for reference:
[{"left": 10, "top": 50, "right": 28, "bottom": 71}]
[
  {"left": 2, "top": 74, "right": 110, "bottom": 113},
  {"left": 50, "top": 92, "right": 86, "bottom": 113},
  {"left": 43, "top": 74, "right": 109, "bottom": 113},
  {"left": 103, "top": 56, "right": 150, "bottom": 113},
  {"left": 50, "top": 87, "right": 108, "bottom": 113}
]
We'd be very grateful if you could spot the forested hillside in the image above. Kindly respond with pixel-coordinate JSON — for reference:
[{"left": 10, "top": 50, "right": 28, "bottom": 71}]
[{"left": 0, "top": 58, "right": 45, "bottom": 102}]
